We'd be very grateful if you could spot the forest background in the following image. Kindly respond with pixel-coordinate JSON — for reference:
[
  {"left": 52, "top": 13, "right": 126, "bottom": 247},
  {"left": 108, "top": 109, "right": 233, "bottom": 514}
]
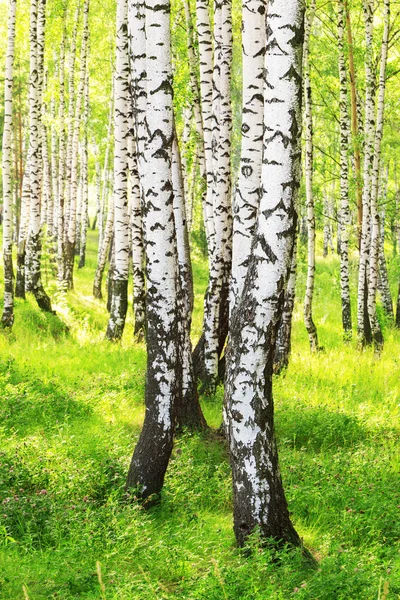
[{"left": 0, "top": 0, "right": 400, "bottom": 597}]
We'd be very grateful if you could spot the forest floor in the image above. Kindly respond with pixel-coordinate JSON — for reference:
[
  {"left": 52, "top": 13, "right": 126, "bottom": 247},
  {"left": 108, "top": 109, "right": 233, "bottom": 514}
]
[{"left": 0, "top": 231, "right": 399, "bottom": 599}]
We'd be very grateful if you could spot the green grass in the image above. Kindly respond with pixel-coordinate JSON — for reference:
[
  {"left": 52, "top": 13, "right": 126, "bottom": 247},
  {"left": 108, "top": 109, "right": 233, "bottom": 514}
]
[{"left": 0, "top": 230, "right": 399, "bottom": 599}]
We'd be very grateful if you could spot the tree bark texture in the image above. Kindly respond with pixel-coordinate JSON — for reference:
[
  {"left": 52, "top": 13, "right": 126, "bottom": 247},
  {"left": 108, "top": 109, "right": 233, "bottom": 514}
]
[
  {"left": 126, "top": 0, "right": 180, "bottom": 499},
  {"left": 224, "top": 0, "right": 304, "bottom": 547},
  {"left": 107, "top": 0, "right": 130, "bottom": 341},
  {"left": 1, "top": 0, "right": 17, "bottom": 328}
]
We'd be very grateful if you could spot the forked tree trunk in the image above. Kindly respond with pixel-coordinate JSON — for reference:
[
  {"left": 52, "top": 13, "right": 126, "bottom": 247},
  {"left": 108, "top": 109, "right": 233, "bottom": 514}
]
[
  {"left": 224, "top": 0, "right": 304, "bottom": 547},
  {"left": 303, "top": 0, "right": 319, "bottom": 352},
  {"left": 106, "top": 0, "right": 130, "bottom": 341},
  {"left": 126, "top": 0, "right": 180, "bottom": 499},
  {"left": 1, "top": 0, "right": 17, "bottom": 328},
  {"left": 337, "top": 0, "right": 352, "bottom": 339}
]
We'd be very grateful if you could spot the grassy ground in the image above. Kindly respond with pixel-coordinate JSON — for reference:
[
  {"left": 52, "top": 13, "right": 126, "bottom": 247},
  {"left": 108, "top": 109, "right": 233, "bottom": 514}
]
[{"left": 0, "top": 230, "right": 399, "bottom": 599}]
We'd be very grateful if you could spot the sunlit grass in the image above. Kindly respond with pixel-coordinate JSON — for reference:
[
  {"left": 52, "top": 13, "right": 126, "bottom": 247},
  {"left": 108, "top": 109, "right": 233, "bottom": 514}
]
[{"left": 0, "top": 230, "right": 399, "bottom": 599}]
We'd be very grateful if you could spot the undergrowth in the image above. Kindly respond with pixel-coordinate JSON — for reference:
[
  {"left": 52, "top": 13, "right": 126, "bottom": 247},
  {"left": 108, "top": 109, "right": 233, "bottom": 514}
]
[{"left": 0, "top": 230, "right": 399, "bottom": 599}]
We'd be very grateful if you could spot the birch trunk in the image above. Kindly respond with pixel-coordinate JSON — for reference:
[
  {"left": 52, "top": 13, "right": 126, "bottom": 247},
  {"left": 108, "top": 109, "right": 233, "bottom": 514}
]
[
  {"left": 357, "top": 0, "right": 375, "bottom": 346},
  {"left": 78, "top": 69, "right": 90, "bottom": 269},
  {"left": 195, "top": 0, "right": 215, "bottom": 256},
  {"left": 274, "top": 243, "right": 298, "bottom": 375},
  {"left": 65, "top": 0, "right": 90, "bottom": 289},
  {"left": 172, "top": 134, "right": 206, "bottom": 430},
  {"left": 126, "top": 0, "right": 180, "bottom": 498},
  {"left": 224, "top": 0, "right": 304, "bottom": 546},
  {"left": 303, "top": 0, "right": 319, "bottom": 352},
  {"left": 378, "top": 172, "right": 393, "bottom": 320},
  {"left": 57, "top": 14, "right": 67, "bottom": 286},
  {"left": 367, "top": 0, "right": 389, "bottom": 351},
  {"left": 230, "top": 0, "right": 266, "bottom": 314},
  {"left": 338, "top": 0, "right": 352, "bottom": 338},
  {"left": 106, "top": 0, "right": 130, "bottom": 341},
  {"left": 93, "top": 195, "right": 115, "bottom": 299},
  {"left": 63, "top": 3, "right": 80, "bottom": 268},
  {"left": 200, "top": 0, "right": 233, "bottom": 392},
  {"left": 128, "top": 135, "right": 146, "bottom": 339},
  {"left": 50, "top": 94, "right": 59, "bottom": 242},
  {"left": 15, "top": 161, "right": 31, "bottom": 299},
  {"left": 1, "top": 0, "right": 17, "bottom": 328},
  {"left": 25, "top": 0, "right": 52, "bottom": 312},
  {"left": 345, "top": 0, "right": 362, "bottom": 243}
]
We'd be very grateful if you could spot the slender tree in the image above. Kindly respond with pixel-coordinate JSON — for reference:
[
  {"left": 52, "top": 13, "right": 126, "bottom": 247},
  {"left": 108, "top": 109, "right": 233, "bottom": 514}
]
[
  {"left": 127, "top": 134, "right": 146, "bottom": 338},
  {"left": 65, "top": 0, "right": 90, "bottom": 289},
  {"left": 106, "top": 0, "right": 130, "bottom": 341},
  {"left": 198, "top": 0, "right": 233, "bottom": 392},
  {"left": 2, "top": 0, "right": 17, "bottom": 328},
  {"left": 337, "top": 0, "right": 352, "bottom": 339},
  {"left": 230, "top": 0, "right": 266, "bottom": 314},
  {"left": 126, "top": 0, "right": 180, "bottom": 498},
  {"left": 367, "top": 0, "right": 390, "bottom": 351},
  {"left": 303, "top": 0, "right": 319, "bottom": 352},
  {"left": 78, "top": 68, "right": 90, "bottom": 269},
  {"left": 25, "top": 0, "right": 52, "bottom": 312},
  {"left": 357, "top": 0, "right": 375, "bottom": 346}
]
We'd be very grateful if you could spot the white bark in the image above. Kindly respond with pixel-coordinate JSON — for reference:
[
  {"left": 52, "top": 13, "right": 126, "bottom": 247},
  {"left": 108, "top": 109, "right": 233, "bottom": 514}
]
[
  {"left": 224, "top": 0, "right": 304, "bottom": 546},
  {"left": 128, "top": 134, "right": 146, "bottom": 338},
  {"left": 201, "top": 0, "right": 233, "bottom": 390},
  {"left": 367, "top": 0, "right": 389, "bottom": 350},
  {"left": 107, "top": 0, "right": 131, "bottom": 341},
  {"left": 337, "top": 0, "right": 352, "bottom": 338},
  {"left": 303, "top": 0, "right": 319, "bottom": 351},
  {"left": 65, "top": 0, "right": 90, "bottom": 289},
  {"left": 126, "top": 0, "right": 180, "bottom": 497},
  {"left": 230, "top": 0, "right": 266, "bottom": 314},
  {"left": 2, "top": 0, "right": 17, "bottom": 328},
  {"left": 25, "top": 0, "right": 52, "bottom": 312}
]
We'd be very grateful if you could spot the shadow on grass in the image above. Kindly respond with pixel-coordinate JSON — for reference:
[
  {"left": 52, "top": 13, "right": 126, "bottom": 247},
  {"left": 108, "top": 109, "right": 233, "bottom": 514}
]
[{"left": 0, "top": 360, "right": 92, "bottom": 436}]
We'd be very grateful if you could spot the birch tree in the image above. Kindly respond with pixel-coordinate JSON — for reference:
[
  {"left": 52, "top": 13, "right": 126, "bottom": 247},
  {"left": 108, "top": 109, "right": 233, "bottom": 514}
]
[
  {"left": 303, "top": 0, "right": 319, "bottom": 352},
  {"left": 128, "top": 134, "right": 146, "bottom": 339},
  {"left": 357, "top": 0, "right": 375, "bottom": 346},
  {"left": 106, "top": 0, "right": 131, "bottom": 341},
  {"left": 367, "top": 0, "right": 389, "bottom": 351},
  {"left": 25, "top": 0, "right": 52, "bottom": 312},
  {"left": 337, "top": 0, "right": 352, "bottom": 338},
  {"left": 65, "top": 0, "right": 90, "bottom": 289},
  {"left": 196, "top": 0, "right": 233, "bottom": 391},
  {"left": 224, "top": 0, "right": 304, "bottom": 547},
  {"left": 230, "top": 0, "right": 266, "bottom": 314},
  {"left": 126, "top": 0, "right": 181, "bottom": 498},
  {"left": 1, "top": 0, "right": 17, "bottom": 328},
  {"left": 78, "top": 69, "right": 90, "bottom": 269}
]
